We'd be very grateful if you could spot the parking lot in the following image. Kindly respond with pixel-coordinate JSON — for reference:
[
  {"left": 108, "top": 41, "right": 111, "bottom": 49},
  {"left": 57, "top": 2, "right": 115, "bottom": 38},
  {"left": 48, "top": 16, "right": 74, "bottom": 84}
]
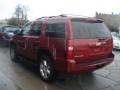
[{"left": 0, "top": 45, "right": 120, "bottom": 90}]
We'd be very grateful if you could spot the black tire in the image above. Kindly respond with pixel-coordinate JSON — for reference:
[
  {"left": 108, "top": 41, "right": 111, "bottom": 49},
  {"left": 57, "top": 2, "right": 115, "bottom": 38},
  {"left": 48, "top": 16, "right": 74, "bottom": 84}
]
[
  {"left": 39, "top": 55, "right": 56, "bottom": 82},
  {"left": 10, "top": 44, "right": 18, "bottom": 61}
]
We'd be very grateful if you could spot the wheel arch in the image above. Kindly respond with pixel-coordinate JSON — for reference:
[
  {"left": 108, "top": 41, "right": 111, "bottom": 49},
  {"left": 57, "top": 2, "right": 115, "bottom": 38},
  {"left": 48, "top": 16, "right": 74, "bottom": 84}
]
[
  {"left": 37, "top": 48, "right": 54, "bottom": 62},
  {"left": 10, "top": 40, "right": 15, "bottom": 47}
]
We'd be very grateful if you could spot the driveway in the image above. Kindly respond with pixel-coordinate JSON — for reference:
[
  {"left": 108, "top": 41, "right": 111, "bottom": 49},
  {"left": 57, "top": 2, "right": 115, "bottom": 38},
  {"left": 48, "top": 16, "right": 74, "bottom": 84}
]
[{"left": 0, "top": 47, "right": 120, "bottom": 90}]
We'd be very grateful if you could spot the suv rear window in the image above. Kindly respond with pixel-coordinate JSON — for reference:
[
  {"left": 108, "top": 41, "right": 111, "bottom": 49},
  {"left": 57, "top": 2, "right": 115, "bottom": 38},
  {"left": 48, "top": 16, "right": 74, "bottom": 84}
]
[{"left": 72, "top": 20, "right": 111, "bottom": 39}]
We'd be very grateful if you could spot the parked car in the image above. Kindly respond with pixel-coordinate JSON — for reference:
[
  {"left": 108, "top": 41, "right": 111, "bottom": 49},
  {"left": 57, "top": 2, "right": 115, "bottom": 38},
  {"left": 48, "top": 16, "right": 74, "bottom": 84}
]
[
  {"left": 111, "top": 32, "right": 120, "bottom": 39},
  {"left": 0, "top": 25, "right": 19, "bottom": 41},
  {"left": 10, "top": 15, "right": 114, "bottom": 82},
  {"left": 111, "top": 32, "right": 120, "bottom": 50},
  {"left": 0, "top": 26, "right": 4, "bottom": 37}
]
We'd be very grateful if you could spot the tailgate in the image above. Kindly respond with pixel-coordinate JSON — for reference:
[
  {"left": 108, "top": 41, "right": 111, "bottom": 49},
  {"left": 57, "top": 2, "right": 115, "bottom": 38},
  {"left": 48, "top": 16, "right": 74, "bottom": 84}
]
[{"left": 73, "top": 38, "right": 113, "bottom": 63}]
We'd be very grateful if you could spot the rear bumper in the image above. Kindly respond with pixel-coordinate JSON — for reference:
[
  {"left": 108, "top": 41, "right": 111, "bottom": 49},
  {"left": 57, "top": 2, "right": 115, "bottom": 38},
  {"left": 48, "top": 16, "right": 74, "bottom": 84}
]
[
  {"left": 66, "top": 53, "right": 114, "bottom": 73},
  {"left": 54, "top": 53, "right": 114, "bottom": 73}
]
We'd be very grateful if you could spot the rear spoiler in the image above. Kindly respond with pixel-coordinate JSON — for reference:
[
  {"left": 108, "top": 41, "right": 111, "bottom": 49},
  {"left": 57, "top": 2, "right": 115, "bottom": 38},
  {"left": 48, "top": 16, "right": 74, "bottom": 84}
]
[{"left": 71, "top": 18, "right": 103, "bottom": 23}]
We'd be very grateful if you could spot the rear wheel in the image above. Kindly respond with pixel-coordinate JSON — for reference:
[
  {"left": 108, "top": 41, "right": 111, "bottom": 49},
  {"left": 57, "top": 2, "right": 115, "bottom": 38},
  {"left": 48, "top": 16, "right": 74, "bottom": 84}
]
[{"left": 39, "top": 55, "right": 56, "bottom": 82}]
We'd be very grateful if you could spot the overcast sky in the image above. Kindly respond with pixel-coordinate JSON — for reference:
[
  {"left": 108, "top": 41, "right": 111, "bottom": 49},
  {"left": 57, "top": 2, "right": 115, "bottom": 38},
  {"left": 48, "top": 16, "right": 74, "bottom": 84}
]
[{"left": 0, "top": 0, "right": 119, "bottom": 20}]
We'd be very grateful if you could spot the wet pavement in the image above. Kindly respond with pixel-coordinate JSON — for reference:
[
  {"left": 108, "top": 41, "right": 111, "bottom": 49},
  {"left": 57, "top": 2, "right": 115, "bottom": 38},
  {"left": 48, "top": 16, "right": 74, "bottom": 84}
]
[{"left": 0, "top": 46, "right": 120, "bottom": 90}]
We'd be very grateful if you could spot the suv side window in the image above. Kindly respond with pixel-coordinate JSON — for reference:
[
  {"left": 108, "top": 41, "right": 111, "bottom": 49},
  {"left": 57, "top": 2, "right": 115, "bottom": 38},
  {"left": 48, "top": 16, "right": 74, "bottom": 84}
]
[
  {"left": 31, "top": 22, "right": 41, "bottom": 36},
  {"left": 22, "top": 23, "right": 31, "bottom": 36},
  {"left": 46, "top": 23, "right": 65, "bottom": 38}
]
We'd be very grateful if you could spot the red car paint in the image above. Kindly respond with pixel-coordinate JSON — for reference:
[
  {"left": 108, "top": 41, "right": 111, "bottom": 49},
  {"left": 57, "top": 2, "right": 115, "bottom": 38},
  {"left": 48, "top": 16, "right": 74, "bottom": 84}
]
[{"left": 11, "top": 15, "right": 114, "bottom": 73}]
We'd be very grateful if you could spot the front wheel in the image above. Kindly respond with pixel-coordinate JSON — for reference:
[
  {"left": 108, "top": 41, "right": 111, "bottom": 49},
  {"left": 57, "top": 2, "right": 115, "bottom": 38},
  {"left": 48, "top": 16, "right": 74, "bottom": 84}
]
[
  {"left": 10, "top": 45, "right": 18, "bottom": 61},
  {"left": 39, "top": 55, "right": 56, "bottom": 82}
]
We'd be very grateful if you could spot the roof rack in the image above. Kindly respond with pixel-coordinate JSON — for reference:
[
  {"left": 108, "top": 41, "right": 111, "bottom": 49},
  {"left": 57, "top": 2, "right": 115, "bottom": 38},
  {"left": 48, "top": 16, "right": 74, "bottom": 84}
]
[
  {"left": 36, "top": 15, "right": 65, "bottom": 20},
  {"left": 36, "top": 16, "right": 48, "bottom": 20},
  {"left": 36, "top": 15, "right": 60, "bottom": 20},
  {"left": 36, "top": 14, "right": 92, "bottom": 20},
  {"left": 59, "top": 14, "right": 90, "bottom": 18}
]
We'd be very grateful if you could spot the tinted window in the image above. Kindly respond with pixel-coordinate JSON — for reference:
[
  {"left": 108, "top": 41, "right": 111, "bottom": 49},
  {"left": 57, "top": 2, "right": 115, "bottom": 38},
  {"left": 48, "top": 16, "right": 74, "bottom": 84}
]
[
  {"left": 72, "top": 21, "right": 111, "bottom": 39},
  {"left": 22, "top": 23, "right": 31, "bottom": 36},
  {"left": 31, "top": 23, "right": 41, "bottom": 36},
  {"left": 46, "top": 23, "right": 65, "bottom": 38}
]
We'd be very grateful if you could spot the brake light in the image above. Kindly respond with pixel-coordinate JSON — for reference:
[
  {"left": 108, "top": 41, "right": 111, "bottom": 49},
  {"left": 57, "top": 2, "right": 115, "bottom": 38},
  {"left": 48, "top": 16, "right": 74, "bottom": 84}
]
[
  {"left": 0, "top": 32, "right": 4, "bottom": 36},
  {"left": 67, "top": 40, "right": 74, "bottom": 59}
]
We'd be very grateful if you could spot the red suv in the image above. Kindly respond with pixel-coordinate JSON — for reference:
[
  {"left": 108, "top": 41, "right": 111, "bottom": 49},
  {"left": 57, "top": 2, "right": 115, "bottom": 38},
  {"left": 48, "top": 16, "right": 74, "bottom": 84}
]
[{"left": 10, "top": 15, "right": 114, "bottom": 82}]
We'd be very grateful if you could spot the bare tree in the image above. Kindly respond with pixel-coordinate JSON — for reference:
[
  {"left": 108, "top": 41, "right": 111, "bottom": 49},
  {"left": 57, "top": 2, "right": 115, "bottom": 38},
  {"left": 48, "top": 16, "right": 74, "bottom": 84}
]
[
  {"left": 8, "top": 17, "right": 18, "bottom": 26},
  {"left": 8, "top": 4, "right": 29, "bottom": 27}
]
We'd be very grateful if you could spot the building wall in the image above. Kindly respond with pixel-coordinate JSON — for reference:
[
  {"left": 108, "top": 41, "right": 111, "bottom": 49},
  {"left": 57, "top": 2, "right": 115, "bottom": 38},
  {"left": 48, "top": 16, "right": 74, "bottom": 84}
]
[{"left": 96, "top": 12, "right": 120, "bottom": 32}]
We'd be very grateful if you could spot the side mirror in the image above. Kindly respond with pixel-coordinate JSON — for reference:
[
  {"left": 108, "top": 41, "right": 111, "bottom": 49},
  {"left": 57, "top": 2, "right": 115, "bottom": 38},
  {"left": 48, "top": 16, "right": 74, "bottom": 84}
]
[
  {"left": 16, "top": 30, "right": 23, "bottom": 35},
  {"left": 14, "top": 30, "right": 20, "bottom": 35}
]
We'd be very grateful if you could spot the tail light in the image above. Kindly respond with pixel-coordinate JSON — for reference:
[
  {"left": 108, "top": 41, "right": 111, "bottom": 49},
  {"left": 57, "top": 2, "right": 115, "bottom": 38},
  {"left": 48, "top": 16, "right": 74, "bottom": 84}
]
[
  {"left": 67, "top": 40, "right": 74, "bottom": 59},
  {"left": 0, "top": 32, "right": 4, "bottom": 36}
]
